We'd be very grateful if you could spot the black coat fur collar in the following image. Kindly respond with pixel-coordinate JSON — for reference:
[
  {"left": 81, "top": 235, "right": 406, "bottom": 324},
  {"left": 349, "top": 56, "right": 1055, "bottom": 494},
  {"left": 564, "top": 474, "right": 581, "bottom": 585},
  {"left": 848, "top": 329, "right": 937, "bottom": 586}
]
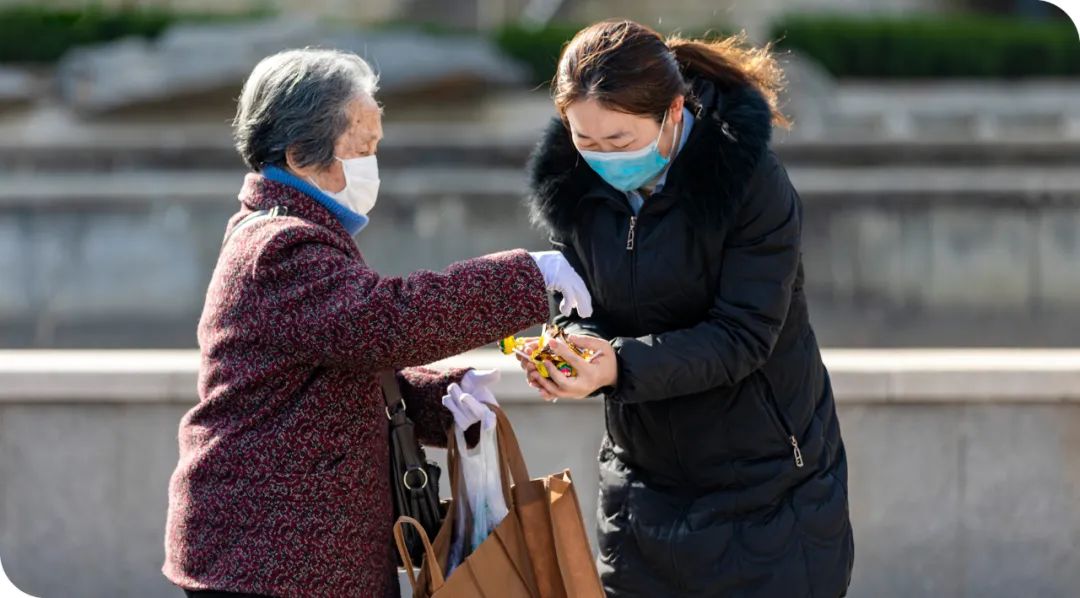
[{"left": 525, "top": 78, "right": 774, "bottom": 238}]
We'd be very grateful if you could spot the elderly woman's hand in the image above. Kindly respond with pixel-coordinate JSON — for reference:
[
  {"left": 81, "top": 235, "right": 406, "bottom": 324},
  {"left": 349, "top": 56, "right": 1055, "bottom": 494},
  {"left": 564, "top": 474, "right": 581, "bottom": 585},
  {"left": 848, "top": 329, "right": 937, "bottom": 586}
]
[
  {"left": 442, "top": 382, "right": 496, "bottom": 430},
  {"left": 528, "top": 251, "right": 593, "bottom": 318},
  {"left": 460, "top": 368, "right": 500, "bottom": 406},
  {"left": 516, "top": 335, "right": 615, "bottom": 401}
]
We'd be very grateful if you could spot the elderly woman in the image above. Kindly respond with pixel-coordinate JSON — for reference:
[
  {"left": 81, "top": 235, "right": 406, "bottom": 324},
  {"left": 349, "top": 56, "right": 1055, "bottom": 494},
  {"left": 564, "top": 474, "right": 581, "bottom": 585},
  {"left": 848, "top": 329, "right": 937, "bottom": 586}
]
[{"left": 162, "top": 49, "right": 591, "bottom": 598}]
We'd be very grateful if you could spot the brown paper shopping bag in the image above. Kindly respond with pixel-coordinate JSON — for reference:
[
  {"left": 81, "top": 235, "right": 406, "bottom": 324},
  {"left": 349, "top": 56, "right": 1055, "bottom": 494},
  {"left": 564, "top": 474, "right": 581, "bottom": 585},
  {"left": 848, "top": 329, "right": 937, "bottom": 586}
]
[{"left": 394, "top": 408, "right": 603, "bottom": 598}]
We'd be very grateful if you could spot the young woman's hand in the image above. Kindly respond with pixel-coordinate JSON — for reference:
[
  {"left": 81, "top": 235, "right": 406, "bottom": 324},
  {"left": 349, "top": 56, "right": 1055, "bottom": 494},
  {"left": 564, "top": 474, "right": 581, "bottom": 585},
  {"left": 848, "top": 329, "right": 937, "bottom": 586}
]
[{"left": 515, "top": 334, "right": 615, "bottom": 401}]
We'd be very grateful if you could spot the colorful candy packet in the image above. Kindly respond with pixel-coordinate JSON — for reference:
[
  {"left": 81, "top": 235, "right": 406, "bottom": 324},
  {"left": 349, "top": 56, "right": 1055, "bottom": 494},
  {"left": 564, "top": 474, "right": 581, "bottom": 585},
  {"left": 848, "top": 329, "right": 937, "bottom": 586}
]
[{"left": 498, "top": 323, "right": 598, "bottom": 378}]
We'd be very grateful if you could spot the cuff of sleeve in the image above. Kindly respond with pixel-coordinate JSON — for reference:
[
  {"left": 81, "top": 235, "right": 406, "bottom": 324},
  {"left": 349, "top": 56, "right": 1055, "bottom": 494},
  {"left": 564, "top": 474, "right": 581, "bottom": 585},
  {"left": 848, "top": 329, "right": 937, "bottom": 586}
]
[
  {"left": 398, "top": 366, "right": 470, "bottom": 440},
  {"left": 607, "top": 336, "right": 633, "bottom": 402},
  {"left": 503, "top": 248, "right": 550, "bottom": 320}
]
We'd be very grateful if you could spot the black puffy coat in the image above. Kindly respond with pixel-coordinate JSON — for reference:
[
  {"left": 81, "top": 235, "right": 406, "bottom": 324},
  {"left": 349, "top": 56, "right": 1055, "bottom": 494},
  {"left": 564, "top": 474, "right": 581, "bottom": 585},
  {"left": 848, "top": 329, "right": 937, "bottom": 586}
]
[{"left": 526, "top": 78, "right": 854, "bottom": 597}]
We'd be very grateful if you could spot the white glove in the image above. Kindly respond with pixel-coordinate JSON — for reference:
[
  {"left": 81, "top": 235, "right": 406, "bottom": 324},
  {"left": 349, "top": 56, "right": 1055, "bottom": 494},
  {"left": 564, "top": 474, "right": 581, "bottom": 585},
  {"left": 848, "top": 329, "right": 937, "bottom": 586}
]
[
  {"left": 442, "top": 382, "right": 496, "bottom": 430},
  {"left": 528, "top": 251, "right": 594, "bottom": 318},
  {"left": 460, "top": 368, "right": 500, "bottom": 406}
]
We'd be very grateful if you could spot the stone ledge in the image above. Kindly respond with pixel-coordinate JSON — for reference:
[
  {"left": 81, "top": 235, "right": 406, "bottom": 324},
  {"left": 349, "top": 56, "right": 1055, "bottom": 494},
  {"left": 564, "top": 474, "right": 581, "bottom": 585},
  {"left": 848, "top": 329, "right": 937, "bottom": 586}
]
[{"left": 2, "top": 349, "right": 1079, "bottom": 404}]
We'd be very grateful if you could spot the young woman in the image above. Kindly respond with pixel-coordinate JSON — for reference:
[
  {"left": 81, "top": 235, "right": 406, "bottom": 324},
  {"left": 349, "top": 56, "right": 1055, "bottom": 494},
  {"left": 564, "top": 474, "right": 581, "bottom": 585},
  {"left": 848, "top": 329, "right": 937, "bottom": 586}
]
[{"left": 520, "top": 20, "right": 854, "bottom": 597}]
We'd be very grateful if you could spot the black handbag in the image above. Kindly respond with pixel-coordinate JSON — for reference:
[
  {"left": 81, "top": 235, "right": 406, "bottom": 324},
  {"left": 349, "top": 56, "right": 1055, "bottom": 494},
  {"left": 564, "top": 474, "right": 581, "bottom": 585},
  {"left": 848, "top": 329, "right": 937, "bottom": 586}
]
[{"left": 380, "top": 371, "right": 445, "bottom": 567}]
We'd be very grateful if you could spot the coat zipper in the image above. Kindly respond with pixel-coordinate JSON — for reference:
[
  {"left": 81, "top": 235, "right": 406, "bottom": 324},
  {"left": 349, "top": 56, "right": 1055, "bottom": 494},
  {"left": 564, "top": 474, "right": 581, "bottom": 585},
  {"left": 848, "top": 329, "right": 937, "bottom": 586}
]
[
  {"left": 625, "top": 211, "right": 686, "bottom": 477},
  {"left": 625, "top": 214, "right": 644, "bottom": 333},
  {"left": 757, "top": 372, "right": 804, "bottom": 468}
]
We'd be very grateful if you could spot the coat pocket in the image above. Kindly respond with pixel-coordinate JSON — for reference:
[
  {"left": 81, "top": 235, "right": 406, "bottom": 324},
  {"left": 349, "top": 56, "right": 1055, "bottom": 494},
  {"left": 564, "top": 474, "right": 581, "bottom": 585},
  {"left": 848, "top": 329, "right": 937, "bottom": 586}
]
[
  {"left": 792, "top": 470, "right": 850, "bottom": 543},
  {"left": 754, "top": 371, "right": 805, "bottom": 470}
]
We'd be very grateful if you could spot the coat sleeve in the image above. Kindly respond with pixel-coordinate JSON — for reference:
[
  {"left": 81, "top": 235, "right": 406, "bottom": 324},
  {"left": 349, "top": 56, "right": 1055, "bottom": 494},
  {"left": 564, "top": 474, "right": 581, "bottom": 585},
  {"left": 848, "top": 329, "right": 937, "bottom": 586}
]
[
  {"left": 259, "top": 242, "right": 549, "bottom": 373},
  {"left": 610, "top": 153, "right": 802, "bottom": 403},
  {"left": 396, "top": 366, "right": 468, "bottom": 448}
]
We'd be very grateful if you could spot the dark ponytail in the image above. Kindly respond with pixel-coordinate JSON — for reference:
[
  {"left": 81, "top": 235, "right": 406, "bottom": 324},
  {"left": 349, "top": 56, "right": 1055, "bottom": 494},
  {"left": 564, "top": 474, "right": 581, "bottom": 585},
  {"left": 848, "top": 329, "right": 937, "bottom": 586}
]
[
  {"left": 667, "top": 33, "right": 788, "bottom": 127},
  {"left": 554, "top": 20, "right": 788, "bottom": 128}
]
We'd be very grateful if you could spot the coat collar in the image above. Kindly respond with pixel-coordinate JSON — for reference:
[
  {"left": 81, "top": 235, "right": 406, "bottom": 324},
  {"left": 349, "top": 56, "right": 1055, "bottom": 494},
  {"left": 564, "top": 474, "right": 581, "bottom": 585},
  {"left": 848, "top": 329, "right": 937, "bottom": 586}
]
[
  {"left": 261, "top": 165, "right": 369, "bottom": 235},
  {"left": 526, "top": 78, "right": 774, "bottom": 238},
  {"left": 236, "top": 170, "right": 356, "bottom": 246}
]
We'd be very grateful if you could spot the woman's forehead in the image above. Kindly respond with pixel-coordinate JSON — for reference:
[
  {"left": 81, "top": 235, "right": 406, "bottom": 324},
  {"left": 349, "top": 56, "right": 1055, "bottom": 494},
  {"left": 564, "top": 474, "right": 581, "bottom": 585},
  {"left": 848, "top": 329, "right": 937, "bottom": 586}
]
[
  {"left": 343, "top": 99, "right": 382, "bottom": 137},
  {"left": 346, "top": 96, "right": 380, "bottom": 122},
  {"left": 566, "top": 99, "right": 651, "bottom": 139}
]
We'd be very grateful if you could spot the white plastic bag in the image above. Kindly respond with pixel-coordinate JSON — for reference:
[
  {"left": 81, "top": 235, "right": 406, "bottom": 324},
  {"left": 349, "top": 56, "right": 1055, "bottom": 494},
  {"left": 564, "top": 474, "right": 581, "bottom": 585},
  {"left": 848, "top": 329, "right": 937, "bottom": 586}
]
[{"left": 446, "top": 422, "right": 509, "bottom": 572}]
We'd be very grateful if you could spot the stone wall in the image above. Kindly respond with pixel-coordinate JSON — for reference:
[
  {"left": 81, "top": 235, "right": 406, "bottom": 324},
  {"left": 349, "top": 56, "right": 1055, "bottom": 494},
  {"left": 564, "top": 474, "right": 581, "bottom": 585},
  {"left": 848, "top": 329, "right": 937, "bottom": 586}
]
[
  {"left": 2, "top": 137, "right": 1080, "bottom": 349},
  {"left": 4, "top": 80, "right": 1080, "bottom": 350},
  {"left": 1, "top": 349, "right": 1080, "bottom": 597}
]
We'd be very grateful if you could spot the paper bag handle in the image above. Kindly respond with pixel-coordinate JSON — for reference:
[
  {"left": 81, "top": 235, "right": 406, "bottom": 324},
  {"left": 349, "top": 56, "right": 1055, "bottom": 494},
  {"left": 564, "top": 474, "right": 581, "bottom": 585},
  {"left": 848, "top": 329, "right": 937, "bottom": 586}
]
[
  {"left": 492, "top": 406, "right": 531, "bottom": 489},
  {"left": 394, "top": 515, "right": 445, "bottom": 593},
  {"left": 447, "top": 407, "right": 530, "bottom": 506}
]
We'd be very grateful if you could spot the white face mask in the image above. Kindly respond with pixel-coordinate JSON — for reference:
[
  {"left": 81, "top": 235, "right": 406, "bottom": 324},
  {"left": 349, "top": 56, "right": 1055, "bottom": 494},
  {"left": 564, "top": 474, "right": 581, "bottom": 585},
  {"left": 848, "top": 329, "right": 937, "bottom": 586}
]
[{"left": 313, "top": 155, "right": 380, "bottom": 216}]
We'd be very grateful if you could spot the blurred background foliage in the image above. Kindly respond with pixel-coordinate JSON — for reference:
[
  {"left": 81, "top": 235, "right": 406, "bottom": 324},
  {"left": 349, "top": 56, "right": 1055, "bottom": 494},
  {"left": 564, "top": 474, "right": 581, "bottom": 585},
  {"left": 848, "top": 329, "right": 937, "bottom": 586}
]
[
  {"left": 771, "top": 14, "right": 1080, "bottom": 78},
  {"left": 0, "top": 4, "right": 271, "bottom": 63},
  {"left": 2, "top": 4, "right": 1077, "bottom": 81}
]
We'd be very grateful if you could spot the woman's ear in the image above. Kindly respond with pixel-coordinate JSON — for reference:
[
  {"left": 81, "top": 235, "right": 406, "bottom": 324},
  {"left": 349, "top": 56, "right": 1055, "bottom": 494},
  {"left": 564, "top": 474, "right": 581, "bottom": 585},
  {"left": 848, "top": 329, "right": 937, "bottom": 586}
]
[
  {"left": 285, "top": 147, "right": 335, "bottom": 189},
  {"left": 669, "top": 95, "right": 686, "bottom": 124},
  {"left": 284, "top": 147, "right": 311, "bottom": 178}
]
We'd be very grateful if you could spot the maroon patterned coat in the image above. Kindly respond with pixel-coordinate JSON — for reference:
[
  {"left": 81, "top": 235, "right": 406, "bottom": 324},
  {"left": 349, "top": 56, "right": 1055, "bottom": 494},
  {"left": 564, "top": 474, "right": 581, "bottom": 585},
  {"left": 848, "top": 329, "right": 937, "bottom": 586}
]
[{"left": 163, "top": 173, "right": 549, "bottom": 597}]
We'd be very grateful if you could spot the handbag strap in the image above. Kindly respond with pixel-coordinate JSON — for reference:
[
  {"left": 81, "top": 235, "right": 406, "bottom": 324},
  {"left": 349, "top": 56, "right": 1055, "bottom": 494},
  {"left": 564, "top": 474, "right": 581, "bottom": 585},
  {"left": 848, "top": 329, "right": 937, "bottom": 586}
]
[
  {"left": 394, "top": 516, "right": 445, "bottom": 592},
  {"left": 379, "top": 371, "right": 406, "bottom": 417},
  {"left": 221, "top": 205, "right": 289, "bottom": 247}
]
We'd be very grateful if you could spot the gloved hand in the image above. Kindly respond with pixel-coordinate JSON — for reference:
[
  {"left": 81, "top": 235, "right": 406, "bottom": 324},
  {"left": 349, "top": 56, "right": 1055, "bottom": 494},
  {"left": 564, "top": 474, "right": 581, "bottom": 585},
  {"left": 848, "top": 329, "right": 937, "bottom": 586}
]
[
  {"left": 442, "top": 382, "right": 496, "bottom": 430},
  {"left": 460, "top": 368, "right": 500, "bottom": 406},
  {"left": 528, "top": 251, "right": 594, "bottom": 318}
]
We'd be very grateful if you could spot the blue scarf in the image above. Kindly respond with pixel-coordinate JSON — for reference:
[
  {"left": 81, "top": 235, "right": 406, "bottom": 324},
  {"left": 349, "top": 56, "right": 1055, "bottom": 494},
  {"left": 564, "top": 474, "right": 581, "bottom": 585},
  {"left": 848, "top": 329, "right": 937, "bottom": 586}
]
[{"left": 262, "top": 164, "right": 369, "bottom": 235}]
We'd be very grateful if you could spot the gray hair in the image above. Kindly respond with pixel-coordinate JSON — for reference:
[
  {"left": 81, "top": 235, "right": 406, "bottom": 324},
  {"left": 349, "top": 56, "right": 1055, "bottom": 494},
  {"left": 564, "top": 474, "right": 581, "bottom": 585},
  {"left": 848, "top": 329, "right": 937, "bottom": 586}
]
[{"left": 232, "top": 48, "right": 379, "bottom": 171}]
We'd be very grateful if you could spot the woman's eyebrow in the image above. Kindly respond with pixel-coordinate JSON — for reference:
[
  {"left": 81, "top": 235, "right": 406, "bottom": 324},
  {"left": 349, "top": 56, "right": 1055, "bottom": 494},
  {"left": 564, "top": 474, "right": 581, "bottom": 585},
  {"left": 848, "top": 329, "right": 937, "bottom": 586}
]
[{"left": 576, "top": 130, "right": 629, "bottom": 141}]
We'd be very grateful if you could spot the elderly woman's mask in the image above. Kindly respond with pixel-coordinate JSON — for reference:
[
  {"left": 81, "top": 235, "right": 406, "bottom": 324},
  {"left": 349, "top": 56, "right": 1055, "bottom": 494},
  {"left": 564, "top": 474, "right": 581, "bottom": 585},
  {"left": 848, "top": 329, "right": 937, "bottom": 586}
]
[{"left": 313, "top": 155, "right": 381, "bottom": 216}]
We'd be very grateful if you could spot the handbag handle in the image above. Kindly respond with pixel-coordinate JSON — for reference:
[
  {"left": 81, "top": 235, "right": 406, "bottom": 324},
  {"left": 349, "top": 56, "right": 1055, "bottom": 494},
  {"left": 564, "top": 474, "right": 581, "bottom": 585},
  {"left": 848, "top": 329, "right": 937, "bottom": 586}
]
[{"left": 394, "top": 516, "right": 445, "bottom": 593}]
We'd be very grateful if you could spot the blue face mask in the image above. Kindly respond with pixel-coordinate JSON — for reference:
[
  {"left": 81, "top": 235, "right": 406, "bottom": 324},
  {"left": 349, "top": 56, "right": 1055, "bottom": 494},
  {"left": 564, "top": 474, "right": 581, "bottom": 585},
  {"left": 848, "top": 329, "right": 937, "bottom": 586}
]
[{"left": 579, "top": 112, "right": 676, "bottom": 192}]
